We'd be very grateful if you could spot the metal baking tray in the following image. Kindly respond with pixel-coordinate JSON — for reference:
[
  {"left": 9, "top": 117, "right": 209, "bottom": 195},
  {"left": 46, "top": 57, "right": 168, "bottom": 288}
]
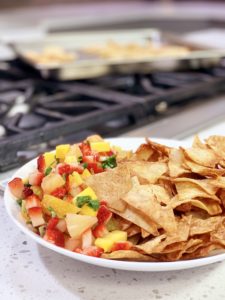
[{"left": 10, "top": 29, "right": 225, "bottom": 80}]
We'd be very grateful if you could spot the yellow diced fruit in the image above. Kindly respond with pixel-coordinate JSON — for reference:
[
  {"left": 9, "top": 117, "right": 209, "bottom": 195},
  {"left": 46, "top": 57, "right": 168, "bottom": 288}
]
[
  {"left": 66, "top": 213, "right": 97, "bottom": 238},
  {"left": 95, "top": 238, "right": 114, "bottom": 253},
  {"left": 31, "top": 186, "right": 43, "bottom": 198},
  {"left": 64, "top": 155, "right": 77, "bottom": 164},
  {"left": 72, "top": 172, "right": 83, "bottom": 186},
  {"left": 107, "top": 230, "right": 127, "bottom": 242},
  {"left": 75, "top": 187, "right": 97, "bottom": 200},
  {"left": 55, "top": 144, "right": 70, "bottom": 160},
  {"left": 81, "top": 169, "right": 91, "bottom": 179},
  {"left": 94, "top": 230, "right": 127, "bottom": 252},
  {"left": 44, "top": 152, "right": 55, "bottom": 167},
  {"left": 112, "top": 145, "right": 122, "bottom": 153},
  {"left": 80, "top": 204, "right": 97, "bottom": 216},
  {"left": 22, "top": 178, "right": 29, "bottom": 185},
  {"left": 67, "top": 144, "right": 82, "bottom": 158},
  {"left": 90, "top": 142, "right": 111, "bottom": 153},
  {"left": 86, "top": 135, "right": 104, "bottom": 143},
  {"left": 42, "top": 195, "right": 80, "bottom": 218}
]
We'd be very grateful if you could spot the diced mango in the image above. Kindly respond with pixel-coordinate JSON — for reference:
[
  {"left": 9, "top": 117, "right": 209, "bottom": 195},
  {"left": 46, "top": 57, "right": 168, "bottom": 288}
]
[
  {"left": 75, "top": 187, "right": 97, "bottom": 200},
  {"left": 80, "top": 204, "right": 97, "bottom": 216},
  {"left": 44, "top": 152, "right": 56, "bottom": 167},
  {"left": 42, "top": 195, "right": 80, "bottom": 218},
  {"left": 81, "top": 169, "right": 91, "bottom": 179},
  {"left": 90, "top": 142, "right": 111, "bottom": 152},
  {"left": 95, "top": 238, "right": 114, "bottom": 253},
  {"left": 64, "top": 155, "right": 77, "bottom": 164},
  {"left": 107, "top": 230, "right": 127, "bottom": 242},
  {"left": 56, "top": 144, "right": 70, "bottom": 160},
  {"left": 94, "top": 230, "right": 127, "bottom": 252}
]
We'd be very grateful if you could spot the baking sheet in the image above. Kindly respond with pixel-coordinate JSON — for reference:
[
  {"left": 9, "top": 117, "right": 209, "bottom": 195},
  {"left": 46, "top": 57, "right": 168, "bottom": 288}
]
[{"left": 10, "top": 29, "right": 225, "bottom": 80}]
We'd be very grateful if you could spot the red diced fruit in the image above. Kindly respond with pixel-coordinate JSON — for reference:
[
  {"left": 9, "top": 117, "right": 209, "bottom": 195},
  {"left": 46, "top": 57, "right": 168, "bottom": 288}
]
[
  {"left": 82, "top": 229, "right": 94, "bottom": 249},
  {"left": 57, "top": 164, "right": 71, "bottom": 175},
  {"left": 51, "top": 187, "right": 67, "bottom": 199},
  {"left": 82, "top": 246, "right": 103, "bottom": 257},
  {"left": 37, "top": 155, "right": 45, "bottom": 173},
  {"left": 28, "top": 207, "right": 45, "bottom": 227},
  {"left": 87, "top": 162, "right": 104, "bottom": 174},
  {"left": 97, "top": 205, "right": 112, "bottom": 224},
  {"left": 43, "top": 228, "right": 65, "bottom": 247},
  {"left": 74, "top": 247, "right": 83, "bottom": 254},
  {"left": 47, "top": 217, "right": 59, "bottom": 230},
  {"left": 23, "top": 186, "right": 33, "bottom": 198},
  {"left": 79, "top": 143, "right": 91, "bottom": 156},
  {"left": 92, "top": 224, "right": 108, "bottom": 238},
  {"left": 8, "top": 177, "right": 24, "bottom": 198},
  {"left": 111, "top": 241, "right": 132, "bottom": 252},
  {"left": 100, "top": 200, "right": 108, "bottom": 206},
  {"left": 25, "top": 194, "right": 41, "bottom": 210},
  {"left": 28, "top": 170, "right": 44, "bottom": 186},
  {"left": 56, "top": 219, "right": 67, "bottom": 232}
]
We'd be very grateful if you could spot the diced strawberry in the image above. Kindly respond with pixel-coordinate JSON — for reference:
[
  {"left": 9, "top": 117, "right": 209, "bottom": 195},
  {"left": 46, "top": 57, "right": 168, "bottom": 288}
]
[
  {"left": 70, "top": 165, "right": 84, "bottom": 174},
  {"left": 82, "top": 229, "right": 94, "bottom": 249},
  {"left": 100, "top": 200, "right": 108, "bottom": 206},
  {"left": 87, "top": 162, "right": 104, "bottom": 174},
  {"left": 57, "top": 163, "right": 71, "bottom": 175},
  {"left": 23, "top": 186, "right": 33, "bottom": 198},
  {"left": 28, "top": 207, "right": 45, "bottom": 227},
  {"left": 92, "top": 224, "right": 108, "bottom": 238},
  {"left": 25, "top": 194, "right": 41, "bottom": 210},
  {"left": 47, "top": 217, "right": 59, "bottom": 230},
  {"left": 43, "top": 228, "right": 65, "bottom": 247},
  {"left": 65, "top": 237, "right": 81, "bottom": 251},
  {"left": 99, "top": 151, "right": 114, "bottom": 157},
  {"left": 97, "top": 205, "right": 112, "bottom": 224},
  {"left": 28, "top": 170, "right": 44, "bottom": 186},
  {"left": 56, "top": 219, "right": 67, "bottom": 233},
  {"left": 8, "top": 177, "right": 24, "bottom": 198},
  {"left": 37, "top": 155, "right": 45, "bottom": 173},
  {"left": 82, "top": 155, "right": 99, "bottom": 164},
  {"left": 64, "top": 194, "right": 73, "bottom": 203},
  {"left": 111, "top": 241, "right": 132, "bottom": 252},
  {"left": 74, "top": 247, "right": 83, "bottom": 254},
  {"left": 51, "top": 187, "right": 67, "bottom": 199},
  {"left": 79, "top": 143, "right": 91, "bottom": 156},
  {"left": 83, "top": 246, "right": 103, "bottom": 257}
]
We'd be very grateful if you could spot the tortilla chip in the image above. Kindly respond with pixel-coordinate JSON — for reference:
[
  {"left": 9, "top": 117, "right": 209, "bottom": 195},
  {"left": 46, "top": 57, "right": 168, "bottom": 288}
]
[
  {"left": 174, "top": 178, "right": 218, "bottom": 196},
  {"left": 112, "top": 205, "right": 159, "bottom": 236},
  {"left": 126, "top": 224, "right": 141, "bottom": 237},
  {"left": 182, "top": 147, "right": 220, "bottom": 168},
  {"left": 124, "top": 161, "right": 167, "bottom": 184},
  {"left": 146, "top": 138, "right": 171, "bottom": 157},
  {"left": 86, "top": 164, "right": 132, "bottom": 212},
  {"left": 192, "top": 135, "right": 208, "bottom": 149},
  {"left": 102, "top": 250, "right": 157, "bottom": 261},
  {"left": 141, "top": 228, "right": 151, "bottom": 239},
  {"left": 205, "top": 135, "right": 225, "bottom": 158},
  {"left": 135, "top": 143, "right": 154, "bottom": 161},
  {"left": 183, "top": 159, "right": 225, "bottom": 177},
  {"left": 168, "top": 148, "right": 188, "bottom": 177},
  {"left": 123, "top": 184, "right": 176, "bottom": 233},
  {"left": 175, "top": 181, "right": 220, "bottom": 202},
  {"left": 190, "top": 216, "right": 222, "bottom": 236}
]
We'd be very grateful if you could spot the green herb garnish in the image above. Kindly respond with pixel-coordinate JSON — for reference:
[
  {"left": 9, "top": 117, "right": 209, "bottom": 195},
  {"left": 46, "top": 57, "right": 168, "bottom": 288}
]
[
  {"left": 78, "top": 156, "right": 82, "bottom": 162},
  {"left": 17, "top": 199, "right": 22, "bottom": 206},
  {"left": 83, "top": 162, "right": 88, "bottom": 169},
  {"left": 45, "top": 167, "right": 52, "bottom": 176},
  {"left": 76, "top": 195, "right": 92, "bottom": 208},
  {"left": 48, "top": 206, "right": 57, "bottom": 217},
  {"left": 88, "top": 200, "right": 100, "bottom": 211},
  {"left": 102, "top": 155, "right": 117, "bottom": 169}
]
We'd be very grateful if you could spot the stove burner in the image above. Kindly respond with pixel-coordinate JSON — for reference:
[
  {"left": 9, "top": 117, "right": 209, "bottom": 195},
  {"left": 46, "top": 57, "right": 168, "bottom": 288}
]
[{"left": 0, "top": 60, "right": 225, "bottom": 171}]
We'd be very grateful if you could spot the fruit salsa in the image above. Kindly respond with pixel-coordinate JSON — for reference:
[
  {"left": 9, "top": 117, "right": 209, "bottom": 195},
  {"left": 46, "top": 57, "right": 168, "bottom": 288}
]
[{"left": 8, "top": 135, "right": 225, "bottom": 262}]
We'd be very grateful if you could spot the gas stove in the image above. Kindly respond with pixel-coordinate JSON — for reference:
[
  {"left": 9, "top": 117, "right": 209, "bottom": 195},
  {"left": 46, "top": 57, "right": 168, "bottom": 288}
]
[{"left": 1, "top": 59, "right": 225, "bottom": 171}]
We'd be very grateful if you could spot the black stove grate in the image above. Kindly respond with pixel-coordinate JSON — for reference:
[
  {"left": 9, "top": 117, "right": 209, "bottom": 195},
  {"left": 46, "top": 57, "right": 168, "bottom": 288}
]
[{"left": 1, "top": 60, "right": 225, "bottom": 171}]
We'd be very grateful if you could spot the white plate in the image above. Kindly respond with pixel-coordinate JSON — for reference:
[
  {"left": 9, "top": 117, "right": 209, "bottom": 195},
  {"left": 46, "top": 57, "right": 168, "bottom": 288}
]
[{"left": 4, "top": 137, "right": 225, "bottom": 272}]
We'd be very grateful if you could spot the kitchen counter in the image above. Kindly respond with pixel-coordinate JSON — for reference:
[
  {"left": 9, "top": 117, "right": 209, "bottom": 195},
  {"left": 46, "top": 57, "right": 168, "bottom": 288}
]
[{"left": 1, "top": 118, "right": 225, "bottom": 300}]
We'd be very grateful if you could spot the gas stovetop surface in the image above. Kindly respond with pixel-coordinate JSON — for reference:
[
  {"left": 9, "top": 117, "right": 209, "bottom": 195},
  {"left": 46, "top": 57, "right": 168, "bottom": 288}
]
[{"left": 1, "top": 59, "right": 225, "bottom": 171}]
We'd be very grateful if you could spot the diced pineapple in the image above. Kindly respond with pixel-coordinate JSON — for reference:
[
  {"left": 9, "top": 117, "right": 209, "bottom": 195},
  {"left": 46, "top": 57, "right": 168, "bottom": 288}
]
[
  {"left": 31, "top": 186, "right": 43, "bottom": 198},
  {"left": 64, "top": 155, "right": 77, "bottom": 164},
  {"left": 22, "top": 178, "right": 29, "bottom": 185},
  {"left": 42, "top": 195, "right": 80, "bottom": 218},
  {"left": 90, "top": 142, "right": 111, "bottom": 152},
  {"left": 21, "top": 200, "right": 30, "bottom": 222},
  {"left": 86, "top": 135, "right": 103, "bottom": 143},
  {"left": 81, "top": 169, "right": 91, "bottom": 179},
  {"left": 56, "top": 144, "right": 70, "bottom": 160},
  {"left": 95, "top": 237, "right": 113, "bottom": 253},
  {"left": 41, "top": 173, "right": 65, "bottom": 194},
  {"left": 44, "top": 152, "right": 56, "bottom": 167},
  {"left": 66, "top": 213, "right": 97, "bottom": 238},
  {"left": 80, "top": 204, "right": 97, "bottom": 216},
  {"left": 75, "top": 187, "right": 97, "bottom": 200},
  {"left": 94, "top": 230, "right": 127, "bottom": 252},
  {"left": 71, "top": 172, "right": 83, "bottom": 186},
  {"left": 67, "top": 144, "right": 82, "bottom": 158}
]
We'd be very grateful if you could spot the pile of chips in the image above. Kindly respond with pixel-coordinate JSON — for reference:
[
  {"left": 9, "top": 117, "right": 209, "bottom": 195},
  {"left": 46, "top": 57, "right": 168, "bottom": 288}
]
[{"left": 87, "top": 136, "right": 225, "bottom": 261}]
